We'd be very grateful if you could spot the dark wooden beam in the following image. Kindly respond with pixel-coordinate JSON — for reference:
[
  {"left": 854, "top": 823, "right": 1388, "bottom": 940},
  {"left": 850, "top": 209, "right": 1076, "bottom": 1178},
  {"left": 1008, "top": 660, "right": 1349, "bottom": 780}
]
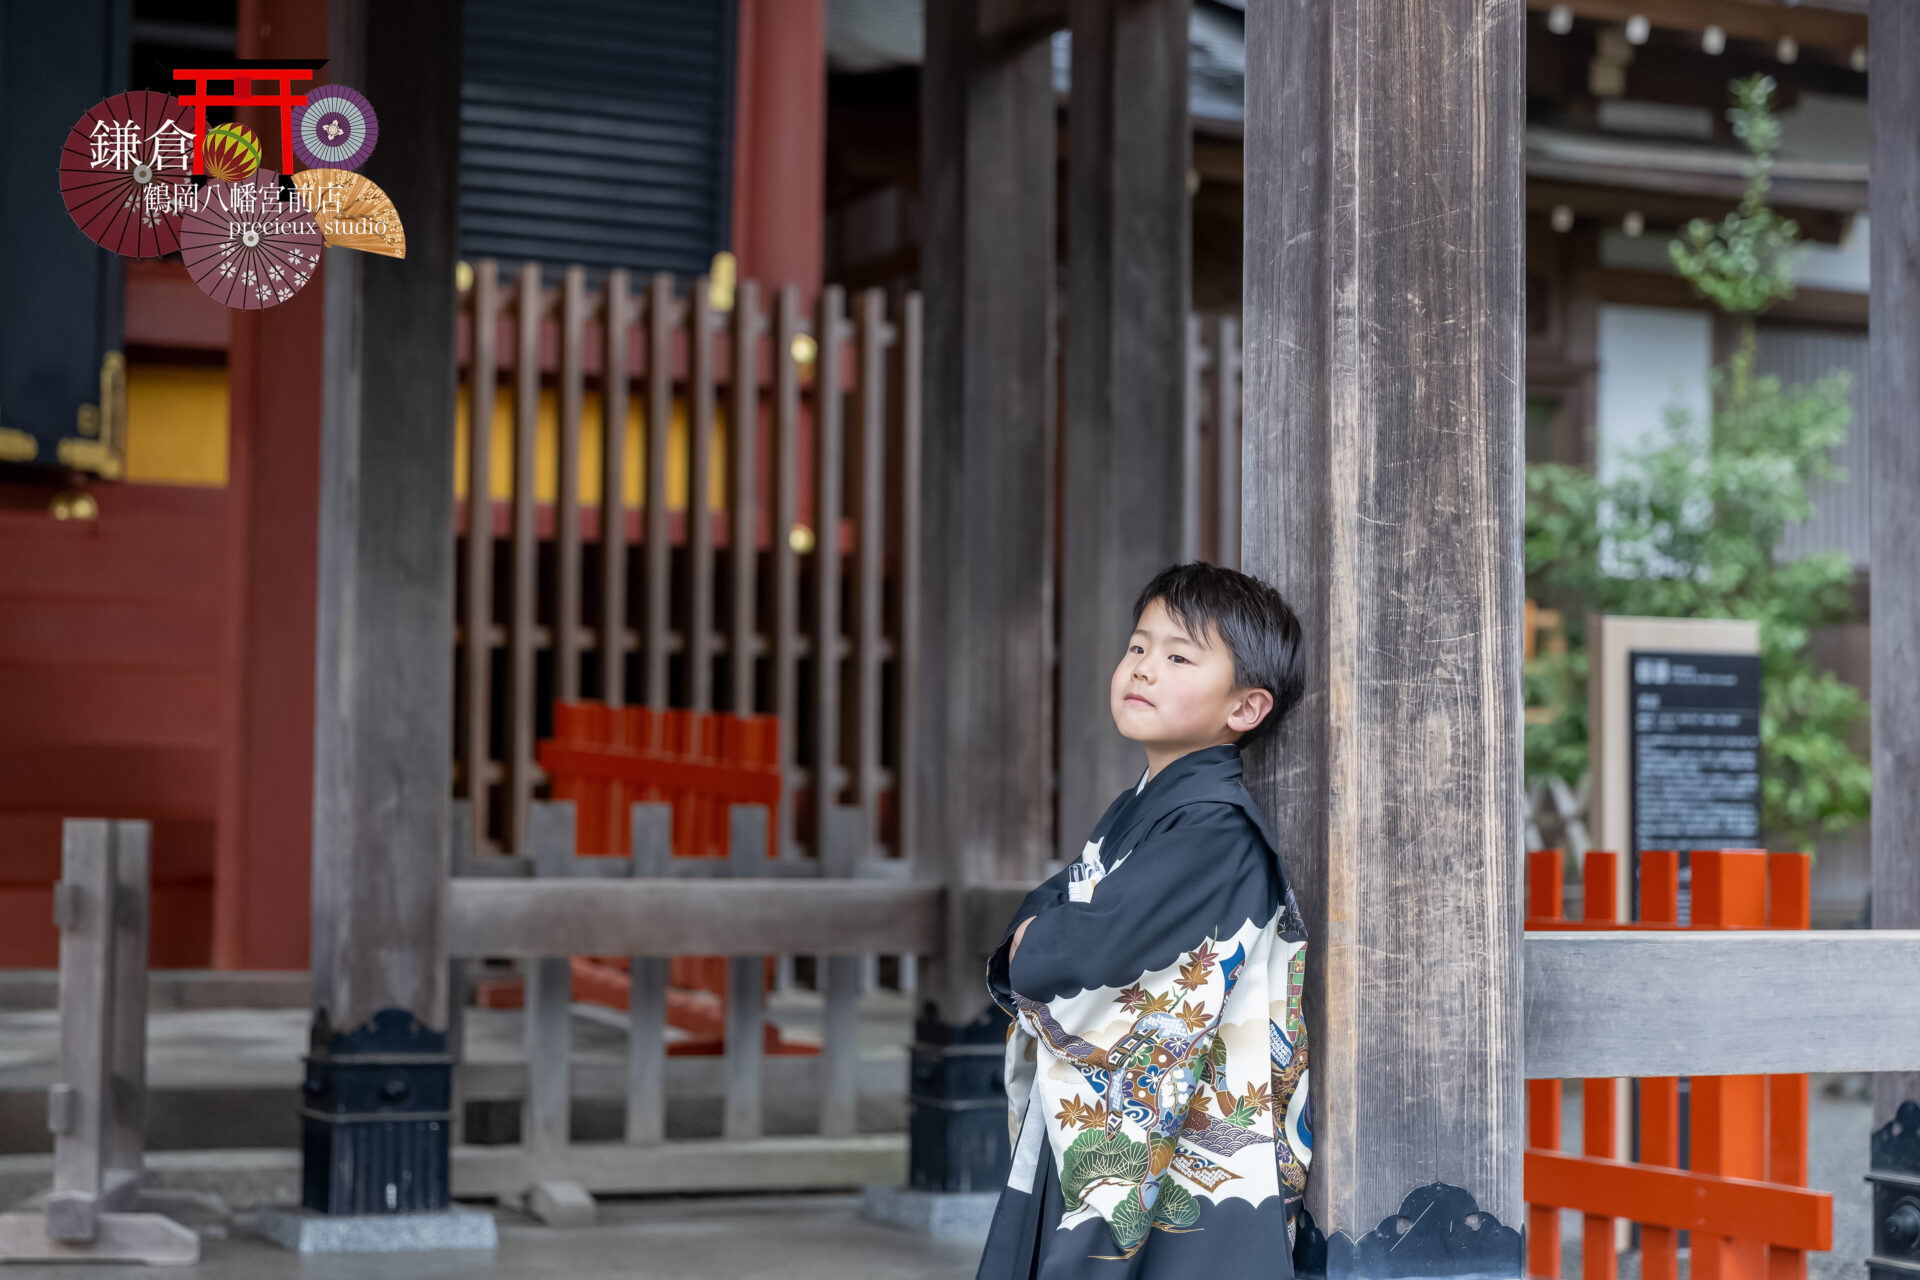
[
  {"left": 915, "top": 0, "right": 1056, "bottom": 1022},
  {"left": 1572, "top": 266, "right": 1867, "bottom": 326},
  {"left": 310, "top": 0, "right": 462, "bottom": 1034},
  {"left": 1868, "top": 0, "right": 1920, "bottom": 1134},
  {"left": 1524, "top": 0, "right": 1866, "bottom": 53},
  {"left": 1057, "top": 0, "right": 1191, "bottom": 861},
  {"left": 1243, "top": 0, "right": 1526, "bottom": 1269}
]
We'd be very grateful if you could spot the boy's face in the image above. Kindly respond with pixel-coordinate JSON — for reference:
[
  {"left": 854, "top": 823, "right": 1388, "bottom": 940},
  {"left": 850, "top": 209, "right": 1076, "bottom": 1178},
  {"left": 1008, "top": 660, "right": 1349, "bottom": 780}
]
[{"left": 1110, "top": 598, "right": 1273, "bottom": 761}]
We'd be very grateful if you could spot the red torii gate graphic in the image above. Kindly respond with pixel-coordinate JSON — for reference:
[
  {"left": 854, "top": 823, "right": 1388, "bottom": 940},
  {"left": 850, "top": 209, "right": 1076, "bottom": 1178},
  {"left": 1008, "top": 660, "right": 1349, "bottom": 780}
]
[{"left": 171, "top": 68, "right": 315, "bottom": 176}]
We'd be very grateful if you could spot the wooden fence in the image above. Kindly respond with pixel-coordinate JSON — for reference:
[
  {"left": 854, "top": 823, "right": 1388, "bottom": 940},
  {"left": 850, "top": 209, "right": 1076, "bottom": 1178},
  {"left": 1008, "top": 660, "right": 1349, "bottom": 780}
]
[
  {"left": 455, "top": 263, "right": 921, "bottom": 913},
  {"left": 1524, "top": 848, "right": 1831, "bottom": 1280}
]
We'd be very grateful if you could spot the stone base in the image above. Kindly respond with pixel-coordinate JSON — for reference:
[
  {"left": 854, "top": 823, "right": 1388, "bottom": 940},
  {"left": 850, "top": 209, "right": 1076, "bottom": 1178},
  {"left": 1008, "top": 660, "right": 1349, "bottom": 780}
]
[
  {"left": 248, "top": 1204, "right": 498, "bottom": 1254},
  {"left": 859, "top": 1183, "right": 997, "bottom": 1241}
]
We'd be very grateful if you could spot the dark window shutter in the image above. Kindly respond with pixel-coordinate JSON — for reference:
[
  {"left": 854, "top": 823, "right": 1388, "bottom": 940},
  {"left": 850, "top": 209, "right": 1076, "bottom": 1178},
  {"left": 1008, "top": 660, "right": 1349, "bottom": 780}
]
[
  {"left": 460, "top": 0, "right": 737, "bottom": 283},
  {"left": 0, "top": 0, "right": 128, "bottom": 477}
]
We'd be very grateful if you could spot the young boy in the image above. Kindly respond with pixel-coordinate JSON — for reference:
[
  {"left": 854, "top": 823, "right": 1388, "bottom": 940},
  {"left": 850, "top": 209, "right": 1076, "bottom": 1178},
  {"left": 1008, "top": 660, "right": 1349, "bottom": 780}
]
[{"left": 975, "top": 562, "right": 1310, "bottom": 1279}]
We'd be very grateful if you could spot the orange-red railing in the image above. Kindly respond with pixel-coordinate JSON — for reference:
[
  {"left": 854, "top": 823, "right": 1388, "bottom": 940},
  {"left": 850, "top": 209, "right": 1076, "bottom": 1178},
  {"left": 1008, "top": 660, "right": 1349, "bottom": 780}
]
[{"left": 1524, "top": 848, "right": 1831, "bottom": 1280}]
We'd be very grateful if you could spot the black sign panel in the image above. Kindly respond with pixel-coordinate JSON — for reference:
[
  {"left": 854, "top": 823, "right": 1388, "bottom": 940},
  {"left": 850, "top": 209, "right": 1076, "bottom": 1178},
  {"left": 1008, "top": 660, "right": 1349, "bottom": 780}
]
[{"left": 1629, "top": 649, "right": 1763, "bottom": 922}]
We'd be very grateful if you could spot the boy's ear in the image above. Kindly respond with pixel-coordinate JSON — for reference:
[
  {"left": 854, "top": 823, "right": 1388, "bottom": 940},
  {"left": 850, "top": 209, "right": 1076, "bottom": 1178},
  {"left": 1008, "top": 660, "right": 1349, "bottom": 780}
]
[{"left": 1229, "top": 686, "right": 1273, "bottom": 734}]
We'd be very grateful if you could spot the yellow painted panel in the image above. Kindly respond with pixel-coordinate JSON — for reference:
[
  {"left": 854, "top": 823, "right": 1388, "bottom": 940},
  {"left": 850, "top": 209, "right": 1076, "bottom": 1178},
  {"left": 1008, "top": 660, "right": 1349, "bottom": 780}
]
[
  {"left": 453, "top": 383, "right": 730, "bottom": 510},
  {"left": 124, "top": 363, "right": 229, "bottom": 487}
]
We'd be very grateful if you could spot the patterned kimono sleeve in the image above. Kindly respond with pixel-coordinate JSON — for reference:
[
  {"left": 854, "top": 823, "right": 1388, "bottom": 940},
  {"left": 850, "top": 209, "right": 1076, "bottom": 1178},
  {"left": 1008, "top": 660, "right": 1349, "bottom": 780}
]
[{"left": 1002, "top": 804, "right": 1281, "bottom": 1256}]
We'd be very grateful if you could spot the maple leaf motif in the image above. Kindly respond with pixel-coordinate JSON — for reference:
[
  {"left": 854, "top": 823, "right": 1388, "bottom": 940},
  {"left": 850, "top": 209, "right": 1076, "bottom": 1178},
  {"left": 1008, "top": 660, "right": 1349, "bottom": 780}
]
[
  {"left": 1189, "top": 939, "right": 1219, "bottom": 970},
  {"left": 1242, "top": 1082, "right": 1273, "bottom": 1115},
  {"left": 1141, "top": 992, "right": 1176, "bottom": 1015},
  {"left": 1176, "top": 1000, "right": 1210, "bottom": 1032},
  {"left": 1116, "top": 983, "right": 1151, "bottom": 1011},
  {"left": 1176, "top": 957, "right": 1212, "bottom": 993},
  {"left": 1055, "top": 1097, "right": 1092, "bottom": 1129},
  {"left": 1083, "top": 1101, "right": 1110, "bottom": 1130}
]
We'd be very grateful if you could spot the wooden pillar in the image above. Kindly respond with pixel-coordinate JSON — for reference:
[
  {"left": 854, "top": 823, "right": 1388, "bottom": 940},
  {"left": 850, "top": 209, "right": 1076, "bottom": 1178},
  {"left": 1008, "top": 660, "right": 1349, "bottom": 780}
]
[
  {"left": 304, "top": 0, "right": 462, "bottom": 1215},
  {"left": 215, "top": 0, "right": 328, "bottom": 973},
  {"left": 1240, "top": 1, "right": 1525, "bottom": 1272},
  {"left": 1056, "top": 0, "right": 1192, "bottom": 861},
  {"left": 731, "top": 0, "right": 824, "bottom": 298},
  {"left": 1868, "top": 0, "right": 1920, "bottom": 1240},
  {"left": 1869, "top": 0, "right": 1920, "bottom": 1126},
  {"left": 915, "top": 0, "right": 1057, "bottom": 1019},
  {"left": 910, "top": 0, "right": 1056, "bottom": 1194}
]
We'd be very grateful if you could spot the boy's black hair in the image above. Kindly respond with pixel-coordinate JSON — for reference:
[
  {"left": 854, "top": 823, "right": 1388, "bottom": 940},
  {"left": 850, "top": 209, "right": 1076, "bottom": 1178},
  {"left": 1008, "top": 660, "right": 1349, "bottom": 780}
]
[{"left": 1129, "top": 561, "right": 1305, "bottom": 750}]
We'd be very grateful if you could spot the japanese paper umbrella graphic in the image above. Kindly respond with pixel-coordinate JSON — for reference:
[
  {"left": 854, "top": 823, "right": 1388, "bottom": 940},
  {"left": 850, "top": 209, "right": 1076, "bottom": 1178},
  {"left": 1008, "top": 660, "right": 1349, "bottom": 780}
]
[
  {"left": 178, "top": 172, "right": 322, "bottom": 310},
  {"left": 291, "top": 85, "right": 378, "bottom": 171},
  {"left": 58, "top": 91, "right": 196, "bottom": 257}
]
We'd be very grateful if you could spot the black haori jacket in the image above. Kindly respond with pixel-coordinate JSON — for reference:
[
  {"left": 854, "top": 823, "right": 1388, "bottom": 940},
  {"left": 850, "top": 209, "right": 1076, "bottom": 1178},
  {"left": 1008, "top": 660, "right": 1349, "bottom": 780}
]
[{"left": 975, "top": 742, "right": 1310, "bottom": 1280}]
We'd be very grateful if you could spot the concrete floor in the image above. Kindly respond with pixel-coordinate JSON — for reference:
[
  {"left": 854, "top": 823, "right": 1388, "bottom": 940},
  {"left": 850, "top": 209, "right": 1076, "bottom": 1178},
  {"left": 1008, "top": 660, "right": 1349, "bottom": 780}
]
[
  {"left": 0, "top": 993, "right": 1886, "bottom": 1279},
  {"left": 0, "top": 1195, "right": 984, "bottom": 1280}
]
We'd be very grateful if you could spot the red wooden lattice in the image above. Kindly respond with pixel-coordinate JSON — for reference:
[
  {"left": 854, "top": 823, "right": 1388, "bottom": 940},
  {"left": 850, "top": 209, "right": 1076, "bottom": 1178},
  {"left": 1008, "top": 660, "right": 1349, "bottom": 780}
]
[{"left": 1524, "top": 848, "right": 1831, "bottom": 1280}]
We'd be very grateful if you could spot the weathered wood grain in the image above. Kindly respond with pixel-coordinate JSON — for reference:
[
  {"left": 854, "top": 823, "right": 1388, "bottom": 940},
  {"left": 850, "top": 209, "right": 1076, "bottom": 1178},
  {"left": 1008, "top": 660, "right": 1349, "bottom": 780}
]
[
  {"left": 1241, "top": 0, "right": 1526, "bottom": 1239},
  {"left": 722, "top": 806, "right": 768, "bottom": 1140},
  {"left": 1526, "top": 932, "right": 1920, "bottom": 1078},
  {"left": 916, "top": 0, "right": 1057, "bottom": 1020},
  {"left": 625, "top": 803, "right": 672, "bottom": 1145},
  {"left": 508, "top": 261, "right": 543, "bottom": 856},
  {"left": 461, "top": 259, "right": 497, "bottom": 852},
  {"left": 1870, "top": 0, "right": 1920, "bottom": 1130},
  {"left": 1057, "top": 0, "right": 1192, "bottom": 867},
  {"left": 311, "top": 0, "right": 460, "bottom": 1031},
  {"left": 556, "top": 267, "right": 587, "bottom": 701}
]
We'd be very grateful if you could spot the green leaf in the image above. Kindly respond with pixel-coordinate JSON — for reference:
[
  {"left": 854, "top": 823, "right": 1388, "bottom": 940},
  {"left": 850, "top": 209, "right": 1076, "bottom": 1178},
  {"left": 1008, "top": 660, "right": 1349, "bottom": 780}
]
[
  {"left": 1059, "top": 1129, "right": 1151, "bottom": 1213},
  {"left": 1110, "top": 1193, "right": 1152, "bottom": 1251},
  {"left": 1154, "top": 1180, "right": 1200, "bottom": 1229}
]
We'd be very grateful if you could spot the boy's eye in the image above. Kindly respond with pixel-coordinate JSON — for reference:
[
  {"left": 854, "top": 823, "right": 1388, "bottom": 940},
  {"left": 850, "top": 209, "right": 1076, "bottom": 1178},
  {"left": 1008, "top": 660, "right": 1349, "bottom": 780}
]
[{"left": 1169, "top": 655, "right": 1188, "bottom": 664}]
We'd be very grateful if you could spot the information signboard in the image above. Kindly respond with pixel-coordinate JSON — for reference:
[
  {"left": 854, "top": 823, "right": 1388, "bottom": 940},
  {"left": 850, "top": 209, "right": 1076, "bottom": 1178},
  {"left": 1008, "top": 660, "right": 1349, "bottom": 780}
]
[{"left": 1628, "top": 649, "right": 1763, "bottom": 922}]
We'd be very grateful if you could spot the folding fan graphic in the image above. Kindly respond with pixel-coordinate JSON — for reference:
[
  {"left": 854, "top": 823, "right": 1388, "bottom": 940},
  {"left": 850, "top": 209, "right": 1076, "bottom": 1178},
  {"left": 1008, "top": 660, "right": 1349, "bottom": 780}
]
[
  {"left": 58, "top": 91, "right": 197, "bottom": 258},
  {"left": 178, "top": 172, "right": 322, "bottom": 310},
  {"left": 289, "top": 168, "right": 407, "bottom": 258}
]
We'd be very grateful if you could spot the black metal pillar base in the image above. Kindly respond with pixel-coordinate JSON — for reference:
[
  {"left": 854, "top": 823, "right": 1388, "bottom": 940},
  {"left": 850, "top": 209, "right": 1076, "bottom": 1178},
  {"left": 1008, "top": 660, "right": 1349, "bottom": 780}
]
[
  {"left": 300, "top": 1008, "right": 454, "bottom": 1215},
  {"left": 1870, "top": 1100, "right": 1920, "bottom": 1280},
  {"left": 1293, "top": 1184, "right": 1524, "bottom": 1280},
  {"left": 907, "top": 1004, "right": 1011, "bottom": 1194}
]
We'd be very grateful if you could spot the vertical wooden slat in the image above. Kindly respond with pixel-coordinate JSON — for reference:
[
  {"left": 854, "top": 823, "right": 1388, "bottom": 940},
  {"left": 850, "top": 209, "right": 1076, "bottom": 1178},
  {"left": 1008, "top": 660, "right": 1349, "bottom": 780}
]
[
  {"left": 103, "top": 822, "right": 148, "bottom": 1185},
  {"left": 853, "top": 289, "right": 889, "bottom": 862},
  {"left": 625, "top": 803, "right": 672, "bottom": 1145},
  {"left": 644, "top": 273, "right": 676, "bottom": 712},
  {"left": 1582, "top": 851, "right": 1620, "bottom": 1280},
  {"left": 508, "top": 262, "right": 544, "bottom": 856},
  {"left": 730, "top": 282, "right": 762, "bottom": 716},
  {"left": 1215, "top": 315, "right": 1241, "bottom": 570},
  {"left": 1689, "top": 850, "right": 1770, "bottom": 1280},
  {"left": 1182, "top": 312, "right": 1204, "bottom": 562},
  {"left": 1766, "top": 852, "right": 1812, "bottom": 1280},
  {"left": 524, "top": 803, "right": 574, "bottom": 1161},
  {"left": 810, "top": 285, "right": 847, "bottom": 864},
  {"left": 722, "top": 804, "right": 769, "bottom": 1139},
  {"left": 1525, "top": 847, "right": 1562, "bottom": 1280},
  {"left": 556, "top": 266, "right": 587, "bottom": 701},
  {"left": 47, "top": 820, "right": 112, "bottom": 1239},
  {"left": 894, "top": 294, "right": 922, "bottom": 875},
  {"left": 772, "top": 287, "right": 803, "bottom": 858},
  {"left": 464, "top": 260, "right": 500, "bottom": 852},
  {"left": 820, "top": 805, "right": 863, "bottom": 1138},
  {"left": 600, "top": 269, "right": 630, "bottom": 707},
  {"left": 689, "top": 280, "right": 717, "bottom": 715},
  {"left": 1639, "top": 848, "right": 1683, "bottom": 1280}
]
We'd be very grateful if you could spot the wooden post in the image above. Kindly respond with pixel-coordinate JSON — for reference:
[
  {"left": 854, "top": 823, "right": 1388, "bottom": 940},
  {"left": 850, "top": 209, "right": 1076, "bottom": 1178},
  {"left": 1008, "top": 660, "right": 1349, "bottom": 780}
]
[
  {"left": 306, "top": 0, "right": 461, "bottom": 1215},
  {"left": 912, "top": 0, "right": 1057, "bottom": 1195},
  {"left": 915, "top": 0, "right": 1056, "bottom": 1023},
  {"left": 1241, "top": 0, "right": 1525, "bottom": 1271},
  {"left": 1057, "top": 0, "right": 1192, "bottom": 862},
  {"left": 1869, "top": 4, "right": 1920, "bottom": 1273},
  {"left": 1870, "top": 0, "right": 1920, "bottom": 1136}
]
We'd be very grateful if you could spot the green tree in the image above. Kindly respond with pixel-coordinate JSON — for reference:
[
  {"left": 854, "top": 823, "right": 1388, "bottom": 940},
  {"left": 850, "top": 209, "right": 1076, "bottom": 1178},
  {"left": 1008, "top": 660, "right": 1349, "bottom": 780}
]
[{"left": 1524, "top": 74, "right": 1870, "bottom": 850}]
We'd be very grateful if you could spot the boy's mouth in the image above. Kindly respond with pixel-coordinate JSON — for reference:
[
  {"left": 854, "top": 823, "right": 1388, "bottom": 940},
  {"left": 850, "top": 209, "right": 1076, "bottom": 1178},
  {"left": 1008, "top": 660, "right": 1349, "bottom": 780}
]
[{"left": 1124, "top": 693, "right": 1154, "bottom": 707}]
